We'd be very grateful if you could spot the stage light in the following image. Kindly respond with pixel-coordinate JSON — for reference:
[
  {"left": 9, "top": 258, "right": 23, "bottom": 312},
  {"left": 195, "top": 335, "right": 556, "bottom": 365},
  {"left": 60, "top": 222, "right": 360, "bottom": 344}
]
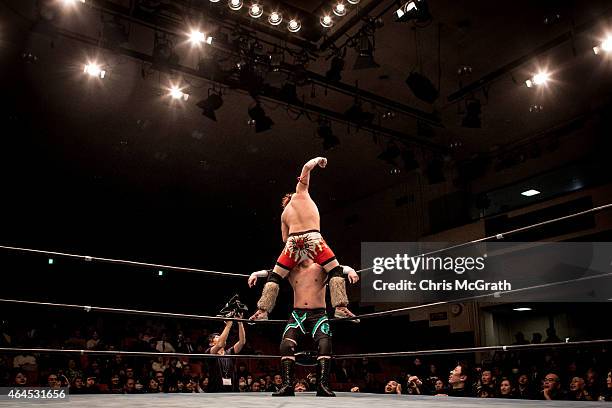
[
  {"left": 228, "top": 0, "right": 243, "bottom": 10},
  {"left": 83, "top": 62, "right": 106, "bottom": 79},
  {"left": 320, "top": 15, "right": 334, "bottom": 28},
  {"left": 521, "top": 189, "right": 540, "bottom": 197},
  {"left": 288, "top": 19, "right": 301, "bottom": 32},
  {"left": 525, "top": 71, "right": 550, "bottom": 88},
  {"left": 158, "top": 270, "right": 164, "bottom": 276},
  {"left": 326, "top": 56, "right": 345, "bottom": 81},
  {"left": 513, "top": 307, "right": 532, "bottom": 312},
  {"left": 248, "top": 104, "right": 274, "bottom": 132},
  {"left": 317, "top": 120, "right": 339, "bottom": 151},
  {"left": 462, "top": 99, "right": 481, "bottom": 128},
  {"left": 249, "top": 3, "right": 263, "bottom": 18},
  {"left": 209, "top": 0, "right": 220, "bottom": 3},
  {"left": 197, "top": 92, "right": 223, "bottom": 121},
  {"left": 347, "top": 0, "right": 359, "bottom": 4},
  {"left": 353, "top": 33, "right": 379, "bottom": 70},
  {"left": 593, "top": 36, "right": 612, "bottom": 55},
  {"left": 268, "top": 11, "right": 282, "bottom": 26},
  {"left": 62, "top": 0, "right": 85, "bottom": 5},
  {"left": 333, "top": 2, "right": 347, "bottom": 17},
  {"left": 48, "top": 258, "right": 54, "bottom": 265},
  {"left": 169, "top": 85, "right": 189, "bottom": 101},
  {"left": 395, "top": 0, "right": 430, "bottom": 23},
  {"left": 188, "top": 30, "right": 212, "bottom": 45},
  {"left": 529, "top": 104, "right": 543, "bottom": 113}
]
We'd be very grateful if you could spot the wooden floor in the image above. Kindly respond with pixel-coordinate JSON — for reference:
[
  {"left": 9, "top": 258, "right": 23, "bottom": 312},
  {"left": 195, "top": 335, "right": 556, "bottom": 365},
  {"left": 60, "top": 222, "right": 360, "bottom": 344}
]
[{"left": 1, "top": 392, "right": 609, "bottom": 408}]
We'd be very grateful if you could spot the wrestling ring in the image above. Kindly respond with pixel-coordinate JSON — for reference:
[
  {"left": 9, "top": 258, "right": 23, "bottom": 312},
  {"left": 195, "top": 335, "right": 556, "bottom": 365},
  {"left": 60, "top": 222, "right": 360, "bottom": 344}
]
[{"left": 1, "top": 203, "right": 612, "bottom": 407}]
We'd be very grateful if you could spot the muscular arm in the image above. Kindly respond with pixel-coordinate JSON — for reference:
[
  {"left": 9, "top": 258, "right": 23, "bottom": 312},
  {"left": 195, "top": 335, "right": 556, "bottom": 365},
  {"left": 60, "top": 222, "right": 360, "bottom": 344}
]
[
  {"left": 209, "top": 322, "right": 232, "bottom": 355},
  {"left": 296, "top": 157, "right": 327, "bottom": 193},
  {"left": 232, "top": 322, "right": 246, "bottom": 354},
  {"left": 281, "top": 219, "right": 289, "bottom": 243}
]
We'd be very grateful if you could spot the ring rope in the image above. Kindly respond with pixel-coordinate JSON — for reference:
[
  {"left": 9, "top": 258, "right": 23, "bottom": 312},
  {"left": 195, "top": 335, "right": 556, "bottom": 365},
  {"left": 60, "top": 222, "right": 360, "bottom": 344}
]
[
  {"left": 1, "top": 338, "right": 610, "bottom": 361},
  {"left": 332, "top": 338, "right": 612, "bottom": 360},
  {"left": 0, "top": 347, "right": 279, "bottom": 359},
  {"left": 354, "top": 203, "right": 612, "bottom": 274},
  {"left": 339, "top": 270, "right": 612, "bottom": 322},
  {"left": 0, "top": 245, "right": 247, "bottom": 278},
  {"left": 0, "top": 298, "right": 286, "bottom": 324},
  {"left": 2, "top": 270, "right": 611, "bottom": 325}
]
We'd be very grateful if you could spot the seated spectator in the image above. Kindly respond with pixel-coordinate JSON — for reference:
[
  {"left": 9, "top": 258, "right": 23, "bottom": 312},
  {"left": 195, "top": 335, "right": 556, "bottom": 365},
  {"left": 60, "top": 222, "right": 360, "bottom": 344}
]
[
  {"left": 350, "top": 386, "right": 360, "bottom": 392},
  {"left": 12, "top": 370, "right": 27, "bottom": 387},
  {"left": 85, "top": 376, "right": 101, "bottom": 394},
  {"left": 70, "top": 377, "right": 86, "bottom": 394},
  {"left": 156, "top": 333, "right": 176, "bottom": 353},
  {"left": 585, "top": 368, "right": 601, "bottom": 399},
  {"left": 198, "top": 376, "right": 209, "bottom": 393},
  {"left": 531, "top": 332, "right": 542, "bottom": 344},
  {"left": 65, "top": 359, "right": 83, "bottom": 383},
  {"left": 65, "top": 330, "right": 87, "bottom": 349},
  {"left": 153, "top": 371, "right": 165, "bottom": 389},
  {"left": 432, "top": 379, "right": 446, "bottom": 395},
  {"left": 544, "top": 327, "right": 561, "bottom": 343},
  {"left": 147, "top": 377, "right": 161, "bottom": 393},
  {"left": 294, "top": 380, "right": 308, "bottom": 392},
  {"left": 109, "top": 374, "right": 123, "bottom": 394},
  {"left": 539, "top": 373, "right": 566, "bottom": 400},
  {"left": 184, "top": 377, "right": 199, "bottom": 393},
  {"left": 568, "top": 376, "right": 592, "bottom": 401},
  {"left": 513, "top": 332, "right": 529, "bottom": 345},
  {"left": 271, "top": 373, "right": 282, "bottom": 392},
  {"left": 250, "top": 381, "right": 261, "bottom": 392},
  {"left": 446, "top": 364, "right": 469, "bottom": 397},
  {"left": 124, "top": 378, "right": 137, "bottom": 394},
  {"left": 47, "top": 373, "right": 61, "bottom": 389},
  {"left": 473, "top": 369, "right": 495, "bottom": 398},
  {"left": 86, "top": 331, "right": 101, "bottom": 350},
  {"left": 384, "top": 380, "right": 402, "bottom": 395},
  {"left": 516, "top": 373, "right": 534, "bottom": 399},
  {"left": 238, "top": 376, "right": 248, "bottom": 392},
  {"left": 404, "top": 375, "right": 424, "bottom": 395},
  {"left": 599, "top": 370, "right": 612, "bottom": 401},
  {"left": 497, "top": 377, "right": 515, "bottom": 398}
]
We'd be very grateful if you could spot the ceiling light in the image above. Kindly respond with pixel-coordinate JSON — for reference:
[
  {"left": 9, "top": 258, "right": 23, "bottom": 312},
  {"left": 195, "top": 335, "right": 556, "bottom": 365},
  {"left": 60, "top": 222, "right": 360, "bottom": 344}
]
[
  {"left": 169, "top": 85, "right": 189, "bottom": 101},
  {"left": 333, "top": 2, "right": 347, "bottom": 17},
  {"left": 249, "top": 3, "right": 263, "bottom": 18},
  {"left": 287, "top": 19, "right": 301, "bottom": 32},
  {"left": 525, "top": 72, "right": 550, "bottom": 88},
  {"left": 521, "top": 189, "right": 540, "bottom": 197},
  {"left": 268, "top": 11, "right": 282, "bottom": 25},
  {"left": 228, "top": 0, "right": 243, "bottom": 10},
  {"left": 353, "top": 32, "right": 379, "bottom": 70},
  {"left": 188, "top": 30, "right": 212, "bottom": 45},
  {"left": 395, "top": 0, "right": 430, "bottom": 23},
  {"left": 513, "top": 307, "right": 532, "bottom": 311},
  {"left": 347, "top": 0, "right": 359, "bottom": 4},
  {"left": 406, "top": 72, "right": 438, "bottom": 103},
  {"left": 593, "top": 36, "right": 612, "bottom": 55},
  {"left": 83, "top": 62, "right": 106, "bottom": 79},
  {"left": 320, "top": 14, "right": 334, "bottom": 28}
]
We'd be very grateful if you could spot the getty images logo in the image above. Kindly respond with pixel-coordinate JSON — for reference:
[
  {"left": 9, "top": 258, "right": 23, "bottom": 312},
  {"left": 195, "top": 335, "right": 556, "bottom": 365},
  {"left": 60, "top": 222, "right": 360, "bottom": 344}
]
[{"left": 371, "top": 254, "right": 486, "bottom": 275}]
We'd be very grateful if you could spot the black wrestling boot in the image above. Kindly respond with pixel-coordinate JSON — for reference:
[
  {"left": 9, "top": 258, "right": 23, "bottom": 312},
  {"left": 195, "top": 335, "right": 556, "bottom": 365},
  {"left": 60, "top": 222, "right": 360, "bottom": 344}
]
[
  {"left": 316, "top": 358, "right": 336, "bottom": 397},
  {"left": 272, "top": 359, "right": 295, "bottom": 396}
]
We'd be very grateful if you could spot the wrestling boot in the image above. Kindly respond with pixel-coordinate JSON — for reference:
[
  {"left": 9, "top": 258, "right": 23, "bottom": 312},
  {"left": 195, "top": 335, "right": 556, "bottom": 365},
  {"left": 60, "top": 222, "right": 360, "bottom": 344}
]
[
  {"left": 272, "top": 359, "right": 295, "bottom": 396},
  {"left": 316, "top": 358, "right": 336, "bottom": 397}
]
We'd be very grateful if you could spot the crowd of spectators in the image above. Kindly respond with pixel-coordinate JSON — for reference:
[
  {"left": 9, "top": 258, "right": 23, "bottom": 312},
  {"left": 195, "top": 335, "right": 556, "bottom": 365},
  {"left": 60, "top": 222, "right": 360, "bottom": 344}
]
[{"left": 1, "top": 318, "right": 611, "bottom": 401}]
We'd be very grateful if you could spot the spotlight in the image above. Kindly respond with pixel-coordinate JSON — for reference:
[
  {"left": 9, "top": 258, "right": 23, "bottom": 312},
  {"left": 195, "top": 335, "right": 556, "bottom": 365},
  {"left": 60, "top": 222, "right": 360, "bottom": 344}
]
[
  {"left": 405, "top": 72, "right": 438, "bottom": 103},
  {"left": 377, "top": 144, "right": 401, "bottom": 166},
  {"left": 529, "top": 104, "right": 543, "bottom": 113},
  {"left": 317, "top": 120, "right": 339, "bottom": 151},
  {"left": 353, "top": 33, "right": 379, "bottom": 70},
  {"left": 288, "top": 19, "right": 301, "bottom": 32},
  {"left": 462, "top": 99, "right": 481, "bottom": 128},
  {"left": 345, "top": 101, "right": 374, "bottom": 125},
  {"left": 326, "top": 56, "right": 345, "bottom": 81},
  {"left": 189, "top": 30, "right": 212, "bottom": 45},
  {"left": 248, "top": 104, "right": 274, "bottom": 132},
  {"left": 268, "top": 11, "right": 282, "bottom": 25},
  {"left": 525, "top": 71, "right": 550, "bottom": 88},
  {"left": 395, "top": 0, "right": 430, "bottom": 23},
  {"left": 521, "top": 189, "right": 540, "bottom": 197},
  {"left": 210, "top": 0, "right": 220, "bottom": 2},
  {"left": 249, "top": 3, "right": 263, "bottom": 18},
  {"left": 333, "top": 2, "right": 347, "bottom": 17},
  {"left": 347, "top": 0, "right": 359, "bottom": 4},
  {"left": 169, "top": 85, "right": 189, "bottom": 101},
  {"left": 196, "top": 91, "right": 223, "bottom": 121},
  {"left": 62, "top": 0, "right": 85, "bottom": 5},
  {"left": 320, "top": 14, "right": 334, "bottom": 28},
  {"left": 593, "top": 36, "right": 612, "bottom": 55},
  {"left": 83, "top": 62, "right": 106, "bottom": 79},
  {"left": 228, "top": 0, "right": 243, "bottom": 10}
]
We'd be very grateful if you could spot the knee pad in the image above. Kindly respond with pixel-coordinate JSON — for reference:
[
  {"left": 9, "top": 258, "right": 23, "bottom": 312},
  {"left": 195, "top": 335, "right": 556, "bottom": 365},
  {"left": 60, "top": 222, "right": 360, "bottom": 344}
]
[
  {"left": 316, "top": 336, "right": 332, "bottom": 357},
  {"left": 280, "top": 338, "right": 297, "bottom": 357}
]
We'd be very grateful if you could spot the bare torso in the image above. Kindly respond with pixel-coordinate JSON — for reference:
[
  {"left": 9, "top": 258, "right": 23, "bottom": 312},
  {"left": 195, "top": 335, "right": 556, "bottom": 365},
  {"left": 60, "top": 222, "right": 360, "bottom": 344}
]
[
  {"left": 282, "top": 192, "right": 320, "bottom": 234},
  {"left": 288, "top": 260, "right": 326, "bottom": 309}
]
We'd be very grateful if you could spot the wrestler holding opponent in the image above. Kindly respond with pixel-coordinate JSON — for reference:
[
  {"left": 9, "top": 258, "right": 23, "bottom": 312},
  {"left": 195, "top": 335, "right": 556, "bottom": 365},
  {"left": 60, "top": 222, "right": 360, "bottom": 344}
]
[
  {"left": 252, "top": 156, "right": 355, "bottom": 319},
  {"left": 249, "top": 260, "right": 359, "bottom": 397}
]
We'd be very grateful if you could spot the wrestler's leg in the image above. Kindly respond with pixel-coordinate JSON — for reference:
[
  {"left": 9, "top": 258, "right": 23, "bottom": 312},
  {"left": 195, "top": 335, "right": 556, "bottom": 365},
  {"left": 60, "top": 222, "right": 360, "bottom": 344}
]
[
  {"left": 273, "top": 327, "right": 299, "bottom": 396},
  {"left": 312, "top": 316, "right": 335, "bottom": 397}
]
